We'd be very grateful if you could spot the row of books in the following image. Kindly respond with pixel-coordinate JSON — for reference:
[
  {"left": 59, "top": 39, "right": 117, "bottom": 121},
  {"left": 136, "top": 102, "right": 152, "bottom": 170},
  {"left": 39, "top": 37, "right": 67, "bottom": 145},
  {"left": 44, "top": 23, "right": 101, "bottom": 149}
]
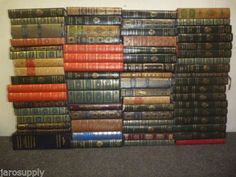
[{"left": 7, "top": 7, "right": 232, "bottom": 149}]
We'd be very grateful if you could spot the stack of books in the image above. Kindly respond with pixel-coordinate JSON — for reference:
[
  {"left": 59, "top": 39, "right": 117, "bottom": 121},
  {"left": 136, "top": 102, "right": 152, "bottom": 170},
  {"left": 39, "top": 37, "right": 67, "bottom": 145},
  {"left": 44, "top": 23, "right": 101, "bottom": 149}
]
[
  {"left": 65, "top": 7, "right": 124, "bottom": 148},
  {"left": 7, "top": 8, "right": 71, "bottom": 150},
  {"left": 121, "top": 10, "right": 177, "bottom": 146},
  {"left": 174, "top": 8, "right": 232, "bottom": 145}
]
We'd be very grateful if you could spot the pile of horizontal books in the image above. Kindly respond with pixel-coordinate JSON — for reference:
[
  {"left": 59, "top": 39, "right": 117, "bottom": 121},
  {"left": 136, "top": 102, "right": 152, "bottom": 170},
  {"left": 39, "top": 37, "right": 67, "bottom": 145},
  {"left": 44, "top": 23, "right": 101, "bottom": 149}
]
[
  {"left": 65, "top": 7, "right": 124, "bottom": 148},
  {"left": 174, "top": 8, "right": 232, "bottom": 145},
  {"left": 121, "top": 9, "right": 177, "bottom": 146},
  {"left": 6, "top": 7, "right": 232, "bottom": 149},
  {"left": 7, "top": 8, "right": 71, "bottom": 149}
]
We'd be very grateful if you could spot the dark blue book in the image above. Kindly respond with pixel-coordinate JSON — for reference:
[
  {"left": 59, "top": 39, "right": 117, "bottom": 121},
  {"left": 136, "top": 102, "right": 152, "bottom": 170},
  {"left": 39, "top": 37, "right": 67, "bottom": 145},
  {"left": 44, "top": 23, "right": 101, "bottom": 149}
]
[{"left": 72, "top": 132, "right": 122, "bottom": 140}]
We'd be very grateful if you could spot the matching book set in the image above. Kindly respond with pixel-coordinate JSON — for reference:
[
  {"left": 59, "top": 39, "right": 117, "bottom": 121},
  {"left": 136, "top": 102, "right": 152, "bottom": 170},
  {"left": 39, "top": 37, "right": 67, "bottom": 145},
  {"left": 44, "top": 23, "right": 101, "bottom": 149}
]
[{"left": 7, "top": 7, "right": 232, "bottom": 149}]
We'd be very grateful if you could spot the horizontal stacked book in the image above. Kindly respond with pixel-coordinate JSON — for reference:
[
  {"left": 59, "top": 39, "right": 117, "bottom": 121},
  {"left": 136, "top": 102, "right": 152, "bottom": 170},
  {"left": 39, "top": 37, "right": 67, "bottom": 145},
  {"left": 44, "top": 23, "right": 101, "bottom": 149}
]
[
  {"left": 121, "top": 9, "right": 177, "bottom": 146},
  {"left": 8, "top": 8, "right": 71, "bottom": 149},
  {"left": 174, "top": 8, "right": 232, "bottom": 145},
  {"left": 65, "top": 7, "right": 124, "bottom": 148}
]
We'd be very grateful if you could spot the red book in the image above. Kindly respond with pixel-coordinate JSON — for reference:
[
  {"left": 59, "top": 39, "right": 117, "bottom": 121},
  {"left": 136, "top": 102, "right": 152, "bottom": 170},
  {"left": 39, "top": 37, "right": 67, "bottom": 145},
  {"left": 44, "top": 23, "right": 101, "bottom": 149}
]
[
  {"left": 176, "top": 139, "right": 225, "bottom": 145},
  {"left": 64, "top": 53, "right": 124, "bottom": 62},
  {"left": 8, "top": 92, "right": 67, "bottom": 102},
  {"left": 64, "top": 62, "right": 124, "bottom": 72},
  {"left": 64, "top": 44, "right": 123, "bottom": 53},
  {"left": 10, "top": 38, "right": 65, "bottom": 46},
  {"left": 8, "top": 84, "right": 67, "bottom": 93}
]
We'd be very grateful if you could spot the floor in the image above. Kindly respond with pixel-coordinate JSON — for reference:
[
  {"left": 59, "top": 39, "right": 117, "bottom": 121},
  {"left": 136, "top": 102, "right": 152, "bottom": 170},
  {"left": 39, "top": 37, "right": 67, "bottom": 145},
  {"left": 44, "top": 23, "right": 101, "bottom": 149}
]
[{"left": 0, "top": 133, "right": 236, "bottom": 177}]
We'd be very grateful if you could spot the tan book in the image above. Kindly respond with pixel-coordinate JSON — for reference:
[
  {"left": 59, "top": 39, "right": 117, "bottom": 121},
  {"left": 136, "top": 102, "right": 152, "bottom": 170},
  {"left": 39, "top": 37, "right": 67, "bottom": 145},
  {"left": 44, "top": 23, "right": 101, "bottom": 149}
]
[{"left": 123, "top": 96, "right": 171, "bottom": 105}]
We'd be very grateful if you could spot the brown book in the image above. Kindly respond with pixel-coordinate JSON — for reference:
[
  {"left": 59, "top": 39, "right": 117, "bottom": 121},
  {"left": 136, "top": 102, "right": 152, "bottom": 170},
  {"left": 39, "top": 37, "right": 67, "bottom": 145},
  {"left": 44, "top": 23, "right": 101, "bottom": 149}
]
[
  {"left": 72, "top": 119, "right": 122, "bottom": 132},
  {"left": 124, "top": 36, "right": 176, "bottom": 46},
  {"left": 10, "top": 38, "right": 65, "bottom": 46},
  {"left": 121, "top": 72, "right": 173, "bottom": 78},
  {"left": 177, "top": 8, "right": 230, "bottom": 19},
  {"left": 123, "top": 96, "right": 171, "bottom": 105}
]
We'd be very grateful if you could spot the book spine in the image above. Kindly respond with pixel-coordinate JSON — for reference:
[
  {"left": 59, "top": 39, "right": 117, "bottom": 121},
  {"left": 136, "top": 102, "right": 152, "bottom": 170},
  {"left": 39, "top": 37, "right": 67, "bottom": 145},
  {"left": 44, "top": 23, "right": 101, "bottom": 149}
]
[
  {"left": 13, "top": 101, "right": 67, "bottom": 108},
  {"left": 177, "top": 58, "right": 230, "bottom": 64},
  {"left": 69, "top": 110, "right": 122, "bottom": 119},
  {"left": 120, "top": 72, "right": 173, "bottom": 78},
  {"left": 64, "top": 53, "right": 123, "bottom": 63},
  {"left": 10, "top": 46, "right": 63, "bottom": 51},
  {"left": 68, "top": 90, "right": 120, "bottom": 104},
  {"left": 64, "top": 44, "right": 123, "bottom": 53},
  {"left": 121, "top": 28, "right": 176, "bottom": 36},
  {"left": 67, "top": 7, "right": 122, "bottom": 15},
  {"left": 177, "top": 25, "right": 232, "bottom": 34},
  {"left": 178, "top": 50, "right": 231, "bottom": 58},
  {"left": 173, "top": 85, "right": 226, "bottom": 93},
  {"left": 16, "top": 129, "right": 71, "bottom": 133},
  {"left": 123, "top": 133, "right": 174, "bottom": 140},
  {"left": 17, "top": 122, "right": 71, "bottom": 129},
  {"left": 174, "top": 108, "right": 227, "bottom": 116},
  {"left": 124, "top": 140, "right": 175, "bottom": 146},
  {"left": 174, "top": 73, "right": 228, "bottom": 78},
  {"left": 14, "top": 67, "right": 65, "bottom": 76},
  {"left": 67, "top": 36, "right": 122, "bottom": 44},
  {"left": 173, "top": 93, "right": 226, "bottom": 101},
  {"left": 124, "top": 47, "right": 177, "bottom": 54},
  {"left": 124, "top": 36, "right": 176, "bottom": 47},
  {"left": 174, "top": 101, "right": 228, "bottom": 108},
  {"left": 67, "top": 25, "right": 120, "bottom": 37},
  {"left": 122, "top": 19, "right": 176, "bottom": 28},
  {"left": 8, "top": 92, "right": 67, "bottom": 102},
  {"left": 12, "top": 132, "right": 71, "bottom": 150},
  {"left": 174, "top": 132, "right": 226, "bottom": 140},
  {"left": 8, "top": 8, "right": 65, "bottom": 18},
  {"left": 64, "top": 62, "right": 124, "bottom": 72},
  {"left": 121, "top": 78, "right": 172, "bottom": 88},
  {"left": 177, "top": 42, "right": 232, "bottom": 50},
  {"left": 14, "top": 107, "right": 68, "bottom": 116},
  {"left": 177, "top": 8, "right": 230, "bottom": 19},
  {"left": 124, "top": 64, "right": 175, "bottom": 72},
  {"left": 13, "top": 59, "right": 64, "bottom": 67},
  {"left": 175, "top": 64, "right": 230, "bottom": 73},
  {"left": 123, "top": 125, "right": 173, "bottom": 133},
  {"left": 174, "top": 116, "right": 227, "bottom": 124},
  {"left": 123, "top": 96, "right": 171, "bottom": 105},
  {"left": 121, "top": 88, "right": 172, "bottom": 96},
  {"left": 72, "top": 119, "right": 123, "bottom": 132},
  {"left": 124, "top": 54, "right": 176, "bottom": 63},
  {"left": 11, "top": 75, "right": 65, "bottom": 84},
  {"left": 177, "top": 19, "right": 230, "bottom": 26},
  {"left": 8, "top": 84, "right": 67, "bottom": 92},
  {"left": 175, "top": 77, "right": 228, "bottom": 85},
  {"left": 123, "top": 111, "right": 173, "bottom": 120},
  {"left": 11, "top": 24, "right": 64, "bottom": 38},
  {"left": 10, "top": 17, "right": 65, "bottom": 25},
  {"left": 68, "top": 104, "right": 122, "bottom": 111},
  {"left": 67, "top": 79, "right": 120, "bottom": 90},
  {"left": 11, "top": 38, "right": 65, "bottom": 46},
  {"left": 72, "top": 132, "right": 122, "bottom": 140},
  {"left": 71, "top": 139, "right": 123, "bottom": 148},
  {"left": 65, "top": 72, "right": 120, "bottom": 79},
  {"left": 123, "top": 104, "right": 174, "bottom": 111},
  {"left": 123, "top": 120, "right": 174, "bottom": 126},
  {"left": 17, "top": 115, "right": 70, "bottom": 124},
  {"left": 176, "top": 139, "right": 225, "bottom": 145},
  {"left": 122, "top": 10, "right": 177, "bottom": 19},
  {"left": 66, "top": 16, "right": 122, "bottom": 25},
  {"left": 10, "top": 50, "right": 63, "bottom": 59},
  {"left": 173, "top": 124, "right": 226, "bottom": 132},
  {"left": 178, "top": 33, "right": 233, "bottom": 42}
]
